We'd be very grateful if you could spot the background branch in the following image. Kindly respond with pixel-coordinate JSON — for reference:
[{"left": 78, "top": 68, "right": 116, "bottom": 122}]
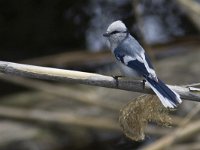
[
  {"left": 0, "top": 73, "right": 121, "bottom": 111},
  {"left": 0, "top": 105, "right": 172, "bottom": 136},
  {"left": 0, "top": 61, "right": 200, "bottom": 102},
  {"left": 142, "top": 104, "right": 200, "bottom": 149},
  {"left": 142, "top": 120, "right": 200, "bottom": 150}
]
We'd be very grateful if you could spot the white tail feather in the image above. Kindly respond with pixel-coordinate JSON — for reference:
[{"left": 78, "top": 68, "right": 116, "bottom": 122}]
[{"left": 146, "top": 81, "right": 179, "bottom": 108}]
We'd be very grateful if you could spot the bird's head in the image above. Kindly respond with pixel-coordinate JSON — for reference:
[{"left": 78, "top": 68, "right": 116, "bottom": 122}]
[{"left": 103, "top": 20, "right": 129, "bottom": 49}]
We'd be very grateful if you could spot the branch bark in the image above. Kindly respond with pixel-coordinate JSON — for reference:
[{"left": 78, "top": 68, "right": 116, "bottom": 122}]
[{"left": 0, "top": 61, "right": 200, "bottom": 102}]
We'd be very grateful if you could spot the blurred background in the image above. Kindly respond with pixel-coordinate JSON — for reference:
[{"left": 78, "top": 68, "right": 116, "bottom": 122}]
[{"left": 0, "top": 0, "right": 200, "bottom": 149}]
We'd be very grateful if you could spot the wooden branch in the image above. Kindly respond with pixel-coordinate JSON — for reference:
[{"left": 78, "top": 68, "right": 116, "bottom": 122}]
[
  {"left": 0, "top": 74, "right": 121, "bottom": 111},
  {"left": 176, "top": 0, "right": 200, "bottom": 31},
  {"left": 171, "top": 143, "right": 200, "bottom": 150},
  {"left": 20, "top": 50, "right": 112, "bottom": 67},
  {"left": 142, "top": 104, "right": 200, "bottom": 150},
  {"left": 0, "top": 106, "right": 119, "bottom": 131},
  {"left": 0, "top": 106, "right": 172, "bottom": 135},
  {"left": 142, "top": 120, "right": 200, "bottom": 150},
  {"left": 0, "top": 61, "right": 200, "bottom": 101},
  {"left": 185, "top": 82, "right": 200, "bottom": 88}
]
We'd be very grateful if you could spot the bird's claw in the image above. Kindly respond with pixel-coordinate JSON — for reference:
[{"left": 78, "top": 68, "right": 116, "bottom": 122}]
[
  {"left": 112, "top": 75, "right": 124, "bottom": 88},
  {"left": 142, "top": 79, "right": 146, "bottom": 90}
]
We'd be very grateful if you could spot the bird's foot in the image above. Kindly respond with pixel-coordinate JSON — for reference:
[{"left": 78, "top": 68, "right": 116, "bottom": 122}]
[
  {"left": 142, "top": 79, "right": 146, "bottom": 90},
  {"left": 112, "top": 75, "right": 124, "bottom": 88}
]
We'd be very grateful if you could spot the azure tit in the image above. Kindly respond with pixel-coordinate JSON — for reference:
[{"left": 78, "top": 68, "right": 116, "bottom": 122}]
[{"left": 103, "top": 20, "right": 182, "bottom": 108}]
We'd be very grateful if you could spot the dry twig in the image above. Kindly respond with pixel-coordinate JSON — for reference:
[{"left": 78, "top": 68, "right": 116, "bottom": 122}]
[
  {"left": 143, "top": 120, "right": 200, "bottom": 150},
  {"left": 21, "top": 50, "right": 112, "bottom": 66},
  {"left": 0, "top": 105, "right": 171, "bottom": 136},
  {"left": 142, "top": 106, "right": 200, "bottom": 150},
  {"left": 0, "top": 106, "right": 118, "bottom": 131},
  {"left": 0, "top": 74, "right": 121, "bottom": 110},
  {"left": 176, "top": 0, "right": 200, "bottom": 31}
]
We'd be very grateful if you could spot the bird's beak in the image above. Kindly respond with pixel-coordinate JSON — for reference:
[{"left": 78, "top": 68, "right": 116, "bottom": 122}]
[{"left": 103, "top": 32, "right": 109, "bottom": 37}]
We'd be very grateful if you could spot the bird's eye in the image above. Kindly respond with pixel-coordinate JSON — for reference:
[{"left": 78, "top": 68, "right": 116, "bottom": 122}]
[{"left": 110, "top": 31, "right": 120, "bottom": 35}]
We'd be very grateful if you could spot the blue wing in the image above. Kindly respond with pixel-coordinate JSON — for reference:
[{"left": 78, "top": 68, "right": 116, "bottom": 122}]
[
  {"left": 113, "top": 36, "right": 157, "bottom": 80},
  {"left": 114, "top": 48, "right": 150, "bottom": 78},
  {"left": 127, "top": 59, "right": 150, "bottom": 78}
]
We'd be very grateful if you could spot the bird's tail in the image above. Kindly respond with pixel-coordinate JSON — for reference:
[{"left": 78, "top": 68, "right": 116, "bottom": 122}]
[{"left": 146, "top": 77, "right": 182, "bottom": 108}]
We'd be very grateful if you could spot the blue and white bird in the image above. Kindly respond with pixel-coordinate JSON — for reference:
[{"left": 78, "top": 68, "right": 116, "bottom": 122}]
[{"left": 103, "top": 20, "right": 182, "bottom": 108}]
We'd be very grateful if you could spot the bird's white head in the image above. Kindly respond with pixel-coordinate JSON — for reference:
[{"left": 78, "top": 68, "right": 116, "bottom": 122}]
[{"left": 103, "top": 20, "right": 129, "bottom": 50}]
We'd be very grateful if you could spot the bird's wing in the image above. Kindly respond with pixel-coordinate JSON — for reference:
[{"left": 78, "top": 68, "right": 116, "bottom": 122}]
[
  {"left": 114, "top": 47, "right": 157, "bottom": 80},
  {"left": 114, "top": 48, "right": 148, "bottom": 77}
]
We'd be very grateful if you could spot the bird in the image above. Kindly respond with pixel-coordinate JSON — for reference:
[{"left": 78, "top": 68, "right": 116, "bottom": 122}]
[{"left": 103, "top": 20, "right": 182, "bottom": 108}]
